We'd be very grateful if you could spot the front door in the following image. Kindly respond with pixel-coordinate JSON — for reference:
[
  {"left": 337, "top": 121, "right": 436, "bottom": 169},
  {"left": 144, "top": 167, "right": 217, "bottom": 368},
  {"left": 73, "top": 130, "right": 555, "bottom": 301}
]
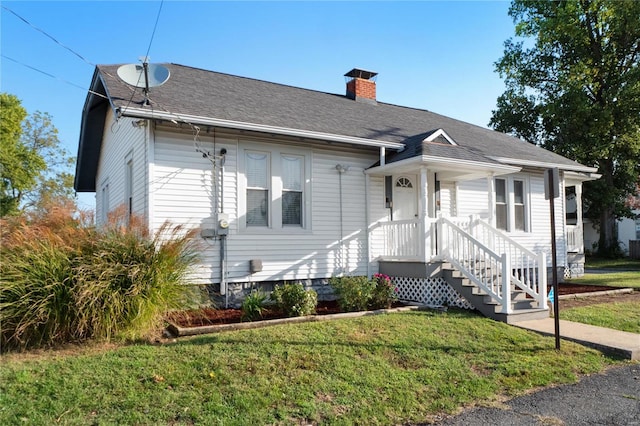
[{"left": 393, "top": 175, "right": 417, "bottom": 220}]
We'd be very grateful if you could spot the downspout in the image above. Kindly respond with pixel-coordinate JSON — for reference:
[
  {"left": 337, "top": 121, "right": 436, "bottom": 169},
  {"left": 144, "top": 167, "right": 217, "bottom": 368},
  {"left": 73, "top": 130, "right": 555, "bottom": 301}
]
[
  {"left": 336, "top": 164, "right": 350, "bottom": 275},
  {"left": 364, "top": 172, "right": 371, "bottom": 278}
]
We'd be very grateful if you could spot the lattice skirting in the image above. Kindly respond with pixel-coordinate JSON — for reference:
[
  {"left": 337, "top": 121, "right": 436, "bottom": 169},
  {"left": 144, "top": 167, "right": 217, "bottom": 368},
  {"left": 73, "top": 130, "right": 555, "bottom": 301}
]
[
  {"left": 564, "top": 263, "right": 585, "bottom": 279},
  {"left": 391, "top": 276, "right": 474, "bottom": 310}
]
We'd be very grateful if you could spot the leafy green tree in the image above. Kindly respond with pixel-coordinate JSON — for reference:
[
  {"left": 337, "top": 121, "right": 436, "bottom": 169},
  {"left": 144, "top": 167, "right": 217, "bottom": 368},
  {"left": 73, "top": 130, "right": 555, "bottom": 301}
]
[
  {"left": 0, "top": 93, "right": 75, "bottom": 217},
  {"left": 490, "top": 0, "right": 640, "bottom": 257}
]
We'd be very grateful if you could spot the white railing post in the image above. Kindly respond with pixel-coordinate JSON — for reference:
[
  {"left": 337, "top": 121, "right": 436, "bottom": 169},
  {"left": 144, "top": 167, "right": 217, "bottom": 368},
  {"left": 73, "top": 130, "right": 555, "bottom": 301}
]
[
  {"left": 539, "top": 252, "right": 548, "bottom": 309},
  {"left": 501, "top": 253, "right": 512, "bottom": 314},
  {"left": 437, "top": 217, "right": 445, "bottom": 259}
]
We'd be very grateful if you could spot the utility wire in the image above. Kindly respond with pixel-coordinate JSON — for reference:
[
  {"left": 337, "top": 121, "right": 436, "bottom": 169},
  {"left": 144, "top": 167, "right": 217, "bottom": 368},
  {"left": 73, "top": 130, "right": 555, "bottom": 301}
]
[
  {"left": 145, "top": 0, "right": 164, "bottom": 60},
  {"left": 2, "top": 54, "right": 108, "bottom": 99},
  {"left": 2, "top": 5, "right": 95, "bottom": 66},
  {"left": 121, "top": 0, "right": 165, "bottom": 115}
]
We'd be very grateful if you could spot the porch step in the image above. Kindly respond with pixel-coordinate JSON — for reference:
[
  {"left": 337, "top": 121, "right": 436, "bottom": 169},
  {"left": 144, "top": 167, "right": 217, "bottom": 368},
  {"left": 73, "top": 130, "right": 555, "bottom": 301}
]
[{"left": 442, "top": 264, "right": 549, "bottom": 324}]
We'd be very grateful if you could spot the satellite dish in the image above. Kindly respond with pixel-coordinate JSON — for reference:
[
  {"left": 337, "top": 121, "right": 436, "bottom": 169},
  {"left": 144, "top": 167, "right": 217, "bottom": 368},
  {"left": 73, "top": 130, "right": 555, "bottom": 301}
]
[{"left": 117, "top": 63, "right": 170, "bottom": 89}]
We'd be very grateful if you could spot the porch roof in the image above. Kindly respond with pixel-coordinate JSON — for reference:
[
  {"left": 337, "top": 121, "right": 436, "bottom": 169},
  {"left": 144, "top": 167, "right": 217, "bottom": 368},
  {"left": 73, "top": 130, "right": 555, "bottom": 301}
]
[{"left": 367, "top": 143, "right": 521, "bottom": 181}]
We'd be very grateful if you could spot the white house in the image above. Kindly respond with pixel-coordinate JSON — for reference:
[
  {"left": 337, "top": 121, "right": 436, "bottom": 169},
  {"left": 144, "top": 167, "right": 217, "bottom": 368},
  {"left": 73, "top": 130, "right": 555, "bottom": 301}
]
[{"left": 74, "top": 64, "right": 599, "bottom": 323}]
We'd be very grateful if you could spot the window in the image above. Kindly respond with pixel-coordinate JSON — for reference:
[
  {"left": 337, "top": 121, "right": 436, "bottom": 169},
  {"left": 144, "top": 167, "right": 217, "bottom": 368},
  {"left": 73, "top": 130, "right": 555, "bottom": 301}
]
[
  {"left": 100, "top": 181, "right": 109, "bottom": 225},
  {"left": 125, "top": 157, "right": 133, "bottom": 220},
  {"left": 495, "top": 177, "right": 529, "bottom": 232},
  {"left": 513, "top": 180, "right": 525, "bottom": 231},
  {"left": 240, "top": 145, "right": 310, "bottom": 231},
  {"left": 495, "top": 178, "right": 508, "bottom": 231},
  {"left": 246, "top": 152, "right": 270, "bottom": 226},
  {"left": 565, "top": 186, "right": 578, "bottom": 225},
  {"left": 282, "top": 155, "right": 303, "bottom": 226}
]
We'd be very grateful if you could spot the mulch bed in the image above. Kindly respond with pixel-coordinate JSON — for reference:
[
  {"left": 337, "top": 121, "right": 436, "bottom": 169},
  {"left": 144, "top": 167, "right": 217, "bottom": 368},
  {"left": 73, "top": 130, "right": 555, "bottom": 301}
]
[
  {"left": 556, "top": 283, "right": 625, "bottom": 296},
  {"left": 167, "top": 284, "right": 634, "bottom": 329},
  {"left": 167, "top": 300, "right": 408, "bottom": 329}
]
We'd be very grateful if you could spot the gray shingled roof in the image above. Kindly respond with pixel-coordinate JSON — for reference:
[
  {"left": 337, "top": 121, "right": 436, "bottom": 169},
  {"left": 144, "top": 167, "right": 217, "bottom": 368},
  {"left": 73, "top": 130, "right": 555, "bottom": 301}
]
[{"left": 75, "top": 63, "right": 593, "bottom": 191}]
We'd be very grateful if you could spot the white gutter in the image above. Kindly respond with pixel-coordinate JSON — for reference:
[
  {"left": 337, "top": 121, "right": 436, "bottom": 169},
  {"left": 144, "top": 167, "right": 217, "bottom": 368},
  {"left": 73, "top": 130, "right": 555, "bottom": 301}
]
[
  {"left": 119, "top": 107, "right": 406, "bottom": 151},
  {"left": 487, "top": 156, "right": 598, "bottom": 174}
]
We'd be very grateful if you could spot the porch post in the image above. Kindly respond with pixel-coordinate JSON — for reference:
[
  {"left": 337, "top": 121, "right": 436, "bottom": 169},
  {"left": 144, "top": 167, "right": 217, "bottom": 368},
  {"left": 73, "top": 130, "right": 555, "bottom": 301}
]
[
  {"left": 575, "top": 184, "right": 584, "bottom": 253},
  {"left": 487, "top": 174, "right": 495, "bottom": 225},
  {"left": 420, "top": 167, "right": 429, "bottom": 261}
]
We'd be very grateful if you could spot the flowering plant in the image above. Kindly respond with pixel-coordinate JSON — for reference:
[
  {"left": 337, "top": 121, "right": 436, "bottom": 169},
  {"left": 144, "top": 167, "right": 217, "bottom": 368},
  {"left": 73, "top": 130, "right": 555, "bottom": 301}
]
[{"left": 369, "top": 273, "right": 398, "bottom": 309}]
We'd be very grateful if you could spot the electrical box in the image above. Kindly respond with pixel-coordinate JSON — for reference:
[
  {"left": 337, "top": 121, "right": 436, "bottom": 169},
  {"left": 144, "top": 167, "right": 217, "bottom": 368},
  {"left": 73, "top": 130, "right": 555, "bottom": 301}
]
[
  {"left": 249, "top": 259, "right": 263, "bottom": 273},
  {"left": 200, "top": 228, "right": 216, "bottom": 239}
]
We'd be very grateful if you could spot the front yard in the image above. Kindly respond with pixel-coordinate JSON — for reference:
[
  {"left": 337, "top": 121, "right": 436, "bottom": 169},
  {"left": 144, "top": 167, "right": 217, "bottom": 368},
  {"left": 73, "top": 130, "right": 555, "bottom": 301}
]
[
  {"left": 570, "top": 257, "right": 640, "bottom": 289},
  {"left": 562, "top": 258, "right": 640, "bottom": 332},
  {"left": 0, "top": 310, "right": 620, "bottom": 425}
]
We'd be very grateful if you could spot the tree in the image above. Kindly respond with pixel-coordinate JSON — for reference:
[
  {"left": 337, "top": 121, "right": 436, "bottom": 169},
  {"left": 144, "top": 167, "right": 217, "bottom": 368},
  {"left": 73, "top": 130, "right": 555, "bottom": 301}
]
[
  {"left": 490, "top": 0, "right": 640, "bottom": 257},
  {"left": 0, "top": 93, "right": 75, "bottom": 217}
]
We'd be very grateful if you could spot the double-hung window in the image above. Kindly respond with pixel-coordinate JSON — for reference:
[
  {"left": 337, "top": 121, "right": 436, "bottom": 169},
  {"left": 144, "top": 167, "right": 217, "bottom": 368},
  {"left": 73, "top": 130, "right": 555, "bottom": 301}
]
[
  {"left": 241, "top": 144, "right": 310, "bottom": 231},
  {"left": 246, "top": 151, "right": 270, "bottom": 227},
  {"left": 281, "top": 155, "right": 303, "bottom": 226},
  {"left": 495, "top": 177, "right": 529, "bottom": 232},
  {"left": 495, "top": 178, "right": 508, "bottom": 231}
]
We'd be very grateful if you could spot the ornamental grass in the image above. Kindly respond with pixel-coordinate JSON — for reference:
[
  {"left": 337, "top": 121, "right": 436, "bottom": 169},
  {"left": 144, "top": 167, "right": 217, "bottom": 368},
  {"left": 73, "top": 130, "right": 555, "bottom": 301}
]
[{"left": 0, "top": 204, "right": 201, "bottom": 351}]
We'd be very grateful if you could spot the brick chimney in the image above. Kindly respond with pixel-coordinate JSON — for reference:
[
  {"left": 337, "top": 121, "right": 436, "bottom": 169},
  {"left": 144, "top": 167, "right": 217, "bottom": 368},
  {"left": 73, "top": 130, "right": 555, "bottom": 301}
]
[{"left": 345, "top": 68, "right": 377, "bottom": 104}]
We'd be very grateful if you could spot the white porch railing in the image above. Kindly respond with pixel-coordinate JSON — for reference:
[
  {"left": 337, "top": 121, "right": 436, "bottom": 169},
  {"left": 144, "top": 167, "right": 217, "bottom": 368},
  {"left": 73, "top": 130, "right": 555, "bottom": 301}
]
[
  {"left": 372, "top": 216, "right": 548, "bottom": 312},
  {"left": 470, "top": 218, "right": 547, "bottom": 310},
  {"left": 438, "top": 217, "right": 512, "bottom": 313},
  {"left": 371, "top": 219, "right": 423, "bottom": 260},
  {"left": 565, "top": 225, "right": 583, "bottom": 253}
]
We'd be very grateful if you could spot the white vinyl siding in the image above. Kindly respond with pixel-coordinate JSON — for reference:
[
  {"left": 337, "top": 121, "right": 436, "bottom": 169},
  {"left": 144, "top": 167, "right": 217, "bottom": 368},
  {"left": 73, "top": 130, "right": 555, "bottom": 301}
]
[
  {"left": 151, "top": 131, "right": 377, "bottom": 285},
  {"left": 95, "top": 111, "right": 147, "bottom": 226}
]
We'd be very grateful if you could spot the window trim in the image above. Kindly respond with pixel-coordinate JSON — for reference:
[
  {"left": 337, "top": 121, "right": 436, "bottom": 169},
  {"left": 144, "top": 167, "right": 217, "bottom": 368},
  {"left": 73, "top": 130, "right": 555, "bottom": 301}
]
[
  {"left": 124, "top": 151, "right": 134, "bottom": 221},
  {"left": 100, "top": 178, "right": 110, "bottom": 225},
  {"left": 238, "top": 142, "right": 312, "bottom": 233},
  {"left": 494, "top": 175, "right": 530, "bottom": 233}
]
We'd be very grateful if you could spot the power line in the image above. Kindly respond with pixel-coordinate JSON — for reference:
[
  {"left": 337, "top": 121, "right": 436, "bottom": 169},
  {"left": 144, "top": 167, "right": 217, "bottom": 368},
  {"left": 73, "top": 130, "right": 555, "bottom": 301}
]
[
  {"left": 121, "top": 0, "right": 165, "bottom": 115},
  {"left": 2, "top": 54, "right": 108, "bottom": 99},
  {"left": 145, "top": 0, "right": 164, "bottom": 60},
  {"left": 2, "top": 5, "right": 95, "bottom": 67}
]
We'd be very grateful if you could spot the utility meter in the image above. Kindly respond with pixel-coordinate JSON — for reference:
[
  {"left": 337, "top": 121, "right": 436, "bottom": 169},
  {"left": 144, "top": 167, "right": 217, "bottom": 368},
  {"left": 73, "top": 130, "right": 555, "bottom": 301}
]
[{"left": 218, "top": 214, "right": 229, "bottom": 235}]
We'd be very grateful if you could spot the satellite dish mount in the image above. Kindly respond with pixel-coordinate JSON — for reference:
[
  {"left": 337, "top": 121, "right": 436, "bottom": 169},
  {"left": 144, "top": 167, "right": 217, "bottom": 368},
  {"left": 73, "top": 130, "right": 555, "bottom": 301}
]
[{"left": 117, "top": 57, "right": 170, "bottom": 106}]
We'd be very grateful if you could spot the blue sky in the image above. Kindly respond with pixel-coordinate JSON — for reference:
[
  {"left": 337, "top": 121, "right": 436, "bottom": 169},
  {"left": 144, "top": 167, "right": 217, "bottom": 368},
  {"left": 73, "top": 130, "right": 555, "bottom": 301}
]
[{"left": 1, "top": 1, "right": 515, "bottom": 209}]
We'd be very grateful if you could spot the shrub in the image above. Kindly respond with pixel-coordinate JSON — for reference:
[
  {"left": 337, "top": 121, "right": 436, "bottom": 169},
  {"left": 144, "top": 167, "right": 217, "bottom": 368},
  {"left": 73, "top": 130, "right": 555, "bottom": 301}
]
[
  {"left": 270, "top": 283, "right": 317, "bottom": 317},
  {"left": 329, "top": 275, "right": 398, "bottom": 312},
  {"left": 0, "top": 206, "right": 201, "bottom": 351},
  {"left": 241, "top": 290, "right": 268, "bottom": 321},
  {"left": 369, "top": 273, "right": 398, "bottom": 309},
  {"left": 329, "top": 276, "right": 375, "bottom": 312}
]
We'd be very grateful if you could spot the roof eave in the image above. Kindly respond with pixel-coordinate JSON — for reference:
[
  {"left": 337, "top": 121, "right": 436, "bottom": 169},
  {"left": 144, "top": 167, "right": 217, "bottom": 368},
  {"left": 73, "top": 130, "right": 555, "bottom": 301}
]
[
  {"left": 488, "top": 156, "right": 598, "bottom": 174},
  {"left": 119, "top": 107, "right": 405, "bottom": 151}
]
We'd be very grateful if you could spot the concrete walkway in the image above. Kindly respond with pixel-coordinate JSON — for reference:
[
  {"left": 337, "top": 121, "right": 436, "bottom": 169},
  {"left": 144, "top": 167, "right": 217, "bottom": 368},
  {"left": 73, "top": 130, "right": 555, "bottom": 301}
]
[{"left": 514, "top": 318, "right": 640, "bottom": 360}]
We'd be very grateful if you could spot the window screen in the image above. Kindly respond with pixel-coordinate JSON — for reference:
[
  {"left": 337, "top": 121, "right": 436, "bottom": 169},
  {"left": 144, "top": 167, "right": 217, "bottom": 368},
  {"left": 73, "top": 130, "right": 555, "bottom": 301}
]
[
  {"left": 514, "top": 180, "right": 525, "bottom": 231},
  {"left": 495, "top": 178, "right": 507, "bottom": 231},
  {"left": 246, "top": 152, "right": 269, "bottom": 226},
  {"left": 282, "top": 155, "right": 302, "bottom": 225}
]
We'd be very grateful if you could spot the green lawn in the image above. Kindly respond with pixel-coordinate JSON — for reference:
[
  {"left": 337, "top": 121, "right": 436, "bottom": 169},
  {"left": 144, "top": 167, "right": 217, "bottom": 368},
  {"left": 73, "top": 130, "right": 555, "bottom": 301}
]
[
  {"left": 0, "top": 310, "right": 619, "bottom": 425},
  {"left": 560, "top": 302, "right": 640, "bottom": 333},
  {"left": 585, "top": 257, "right": 640, "bottom": 270},
  {"left": 567, "top": 270, "right": 640, "bottom": 288}
]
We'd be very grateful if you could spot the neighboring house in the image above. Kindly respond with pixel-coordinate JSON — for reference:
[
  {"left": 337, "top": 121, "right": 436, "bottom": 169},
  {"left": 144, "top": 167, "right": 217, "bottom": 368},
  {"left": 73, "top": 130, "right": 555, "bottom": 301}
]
[
  {"left": 584, "top": 209, "right": 640, "bottom": 256},
  {"left": 74, "top": 64, "right": 599, "bottom": 323}
]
